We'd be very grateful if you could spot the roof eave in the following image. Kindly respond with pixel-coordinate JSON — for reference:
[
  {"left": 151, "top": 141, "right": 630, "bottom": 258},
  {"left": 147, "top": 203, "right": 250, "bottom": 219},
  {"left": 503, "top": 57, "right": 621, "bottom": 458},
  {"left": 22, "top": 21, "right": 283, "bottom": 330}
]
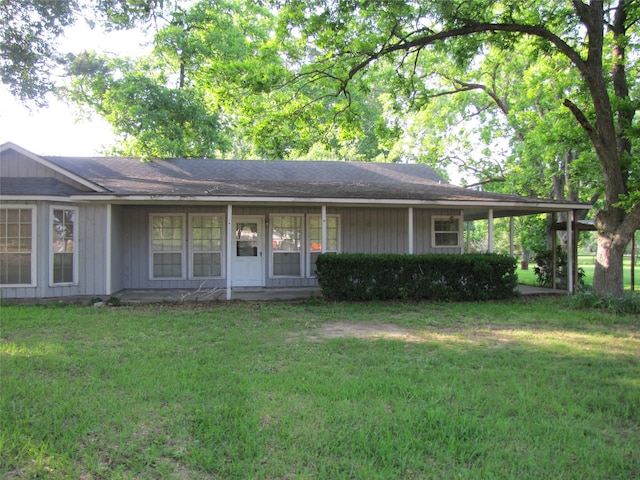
[{"left": 67, "top": 194, "right": 591, "bottom": 213}]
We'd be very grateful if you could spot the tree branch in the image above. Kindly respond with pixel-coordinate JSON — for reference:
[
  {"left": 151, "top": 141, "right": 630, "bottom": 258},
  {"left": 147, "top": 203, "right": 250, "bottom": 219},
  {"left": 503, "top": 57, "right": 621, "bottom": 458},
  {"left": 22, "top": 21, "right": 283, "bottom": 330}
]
[
  {"left": 345, "top": 22, "right": 588, "bottom": 84},
  {"left": 464, "top": 177, "right": 506, "bottom": 189},
  {"left": 562, "top": 98, "right": 601, "bottom": 147}
]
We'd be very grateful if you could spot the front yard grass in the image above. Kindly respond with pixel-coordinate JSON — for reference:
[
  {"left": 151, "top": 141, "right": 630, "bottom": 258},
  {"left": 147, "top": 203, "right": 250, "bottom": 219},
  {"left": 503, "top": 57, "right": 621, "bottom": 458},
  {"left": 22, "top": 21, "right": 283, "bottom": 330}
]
[{"left": 1, "top": 298, "right": 639, "bottom": 479}]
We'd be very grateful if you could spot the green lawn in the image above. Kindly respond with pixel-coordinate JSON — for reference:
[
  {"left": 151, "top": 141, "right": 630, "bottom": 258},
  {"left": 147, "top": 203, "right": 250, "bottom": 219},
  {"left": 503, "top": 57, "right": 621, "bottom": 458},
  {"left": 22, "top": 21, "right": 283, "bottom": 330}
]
[
  {"left": 1, "top": 299, "right": 639, "bottom": 479},
  {"left": 518, "top": 255, "right": 639, "bottom": 290}
]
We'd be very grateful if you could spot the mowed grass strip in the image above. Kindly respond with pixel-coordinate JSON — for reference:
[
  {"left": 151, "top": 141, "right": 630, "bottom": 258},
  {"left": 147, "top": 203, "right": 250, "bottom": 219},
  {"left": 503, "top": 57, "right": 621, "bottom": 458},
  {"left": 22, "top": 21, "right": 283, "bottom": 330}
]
[{"left": 1, "top": 299, "right": 639, "bottom": 479}]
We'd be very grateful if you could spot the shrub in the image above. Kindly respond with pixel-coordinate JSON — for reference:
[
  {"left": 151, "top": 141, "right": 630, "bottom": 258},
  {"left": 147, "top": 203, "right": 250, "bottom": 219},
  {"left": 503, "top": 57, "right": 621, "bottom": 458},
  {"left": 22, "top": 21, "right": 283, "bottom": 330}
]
[
  {"left": 570, "top": 288, "right": 640, "bottom": 315},
  {"left": 315, "top": 253, "right": 518, "bottom": 302},
  {"left": 533, "top": 246, "right": 584, "bottom": 288}
]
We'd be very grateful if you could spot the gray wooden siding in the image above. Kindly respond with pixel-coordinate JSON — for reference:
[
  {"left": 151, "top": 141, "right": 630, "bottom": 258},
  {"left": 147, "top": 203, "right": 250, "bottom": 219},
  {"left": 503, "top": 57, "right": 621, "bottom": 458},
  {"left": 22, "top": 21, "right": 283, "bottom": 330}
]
[
  {"left": 77, "top": 204, "right": 109, "bottom": 295},
  {"left": 117, "top": 205, "right": 463, "bottom": 291},
  {"left": 1, "top": 201, "right": 110, "bottom": 299},
  {"left": 338, "top": 207, "right": 408, "bottom": 254},
  {"left": 109, "top": 205, "right": 125, "bottom": 294},
  {"left": 0, "top": 150, "right": 93, "bottom": 191},
  {"left": 0, "top": 201, "right": 466, "bottom": 298}
]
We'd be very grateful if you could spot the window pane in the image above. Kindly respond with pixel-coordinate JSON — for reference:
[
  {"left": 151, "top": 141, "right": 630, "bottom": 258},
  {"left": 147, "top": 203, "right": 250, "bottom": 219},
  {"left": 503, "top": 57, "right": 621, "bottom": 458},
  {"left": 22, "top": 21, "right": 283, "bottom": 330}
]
[
  {"left": 192, "top": 215, "right": 222, "bottom": 252},
  {"left": 0, "top": 253, "right": 31, "bottom": 284},
  {"left": 435, "top": 219, "right": 458, "bottom": 232},
  {"left": 151, "top": 216, "right": 183, "bottom": 277},
  {"left": 153, "top": 217, "right": 182, "bottom": 244},
  {"left": 310, "top": 251, "right": 321, "bottom": 274},
  {"left": 434, "top": 217, "right": 459, "bottom": 246},
  {"left": 53, "top": 252, "right": 74, "bottom": 283},
  {"left": 20, "top": 209, "right": 32, "bottom": 223},
  {"left": 193, "top": 253, "right": 221, "bottom": 277},
  {"left": 52, "top": 209, "right": 74, "bottom": 253},
  {"left": 1, "top": 208, "right": 33, "bottom": 285},
  {"left": 308, "top": 215, "right": 338, "bottom": 252},
  {"left": 435, "top": 232, "right": 459, "bottom": 246},
  {"left": 153, "top": 253, "right": 182, "bottom": 277},
  {"left": 272, "top": 216, "right": 301, "bottom": 251},
  {"left": 273, "top": 252, "right": 300, "bottom": 276},
  {"left": 309, "top": 216, "right": 321, "bottom": 246}
]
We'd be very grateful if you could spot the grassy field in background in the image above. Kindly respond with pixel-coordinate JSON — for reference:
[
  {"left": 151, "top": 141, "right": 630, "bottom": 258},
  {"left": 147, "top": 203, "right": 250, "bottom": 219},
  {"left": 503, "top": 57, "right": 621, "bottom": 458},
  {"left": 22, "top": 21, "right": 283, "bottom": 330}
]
[
  {"left": 1, "top": 299, "right": 639, "bottom": 479},
  {"left": 518, "top": 254, "right": 639, "bottom": 290}
]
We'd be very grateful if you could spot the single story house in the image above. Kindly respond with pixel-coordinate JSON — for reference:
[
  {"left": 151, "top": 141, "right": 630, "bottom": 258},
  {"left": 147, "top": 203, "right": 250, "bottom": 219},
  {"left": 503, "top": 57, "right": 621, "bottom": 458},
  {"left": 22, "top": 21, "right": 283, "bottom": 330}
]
[{"left": 0, "top": 142, "right": 590, "bottom": 300}]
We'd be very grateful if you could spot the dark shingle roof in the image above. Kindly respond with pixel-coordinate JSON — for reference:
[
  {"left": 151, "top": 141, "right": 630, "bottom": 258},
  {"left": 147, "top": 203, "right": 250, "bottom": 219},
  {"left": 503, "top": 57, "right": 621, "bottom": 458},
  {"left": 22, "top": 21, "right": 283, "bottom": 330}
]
[{"left": 45, "top": 156, "right": 535, "bottom": 204}]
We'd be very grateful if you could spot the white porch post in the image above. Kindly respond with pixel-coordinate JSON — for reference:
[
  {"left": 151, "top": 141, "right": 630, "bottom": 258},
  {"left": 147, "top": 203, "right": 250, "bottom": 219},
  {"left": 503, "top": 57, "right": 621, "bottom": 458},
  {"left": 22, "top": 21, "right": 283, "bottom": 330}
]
[
  {"left": 509, "top": 216, "right": 514, "bottom": 257},
  {"left": 226, "top": 204, "right": 233, "bottom": 300},
  {"left": 567, "top": 209, "right": 574, "bottom": 293},
  {"left": 322, "top": 205, "right": 327, "bottom": 254},
  {"left": 466, "top": 221, "right": 471, "bottom": 253},
  {"left": 408, "top": 207, "right": 414, "bottom": 254},
  {"left": 487, "top": 208, "right": 494, "bottom": 253}
]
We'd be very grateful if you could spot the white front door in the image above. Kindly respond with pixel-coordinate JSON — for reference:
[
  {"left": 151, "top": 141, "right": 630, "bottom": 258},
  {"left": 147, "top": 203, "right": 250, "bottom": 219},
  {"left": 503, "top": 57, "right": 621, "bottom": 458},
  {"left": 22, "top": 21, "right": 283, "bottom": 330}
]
[{"left": 231, "top": 217, "right": 265, "bottom": 286}]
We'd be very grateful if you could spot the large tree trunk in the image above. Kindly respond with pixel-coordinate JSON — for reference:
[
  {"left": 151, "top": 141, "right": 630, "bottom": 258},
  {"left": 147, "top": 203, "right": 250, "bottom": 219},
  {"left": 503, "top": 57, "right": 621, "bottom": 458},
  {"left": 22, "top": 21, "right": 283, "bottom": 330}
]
[
  {"left": 593, "top": 209, "right": 627, "bottom": 296},
  {"left": 593, "top": 204, "right": 640, "bottom": 296},
  {"left": 594, "top": 233, "right": 626, "bottom": 296},
  {"left": 567, "top": 0, "right": 637, "bottom": 297}
]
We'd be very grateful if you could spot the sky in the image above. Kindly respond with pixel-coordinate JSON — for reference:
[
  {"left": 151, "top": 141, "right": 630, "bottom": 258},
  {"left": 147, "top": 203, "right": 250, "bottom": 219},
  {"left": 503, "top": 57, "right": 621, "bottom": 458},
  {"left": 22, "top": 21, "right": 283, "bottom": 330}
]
[{"left": 0, "top": 24, "right": 149, "bottom": 156}]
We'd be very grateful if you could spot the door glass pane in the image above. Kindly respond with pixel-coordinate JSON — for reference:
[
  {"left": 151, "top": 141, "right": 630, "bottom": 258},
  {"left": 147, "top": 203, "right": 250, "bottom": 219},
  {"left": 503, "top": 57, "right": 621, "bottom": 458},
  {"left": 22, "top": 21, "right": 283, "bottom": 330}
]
[{"left": 236, "top": 222, "right": 258, "bottom": 257}]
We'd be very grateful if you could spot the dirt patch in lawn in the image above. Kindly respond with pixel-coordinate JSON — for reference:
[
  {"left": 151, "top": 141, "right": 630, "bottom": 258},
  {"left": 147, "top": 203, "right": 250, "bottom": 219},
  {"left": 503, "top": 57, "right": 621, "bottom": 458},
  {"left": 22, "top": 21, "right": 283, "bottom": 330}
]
[
  {"left": 294, "top": 322, "right": 521, "bottom": 346},
  {"left": 300, "top": 321, "right": 428, "bottom": 343}
]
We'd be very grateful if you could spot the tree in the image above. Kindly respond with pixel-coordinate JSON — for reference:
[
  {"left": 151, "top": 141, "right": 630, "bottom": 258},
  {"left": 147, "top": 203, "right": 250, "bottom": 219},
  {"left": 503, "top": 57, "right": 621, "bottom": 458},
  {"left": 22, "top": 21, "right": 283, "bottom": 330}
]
[
  {"left": 275, "top": 0, "right": 639, "bottom": 297},
  {"left": 0, "top": 0, "right": 166, "bottom": 104},
  {"left": 65, "top": 0, "right": 399, "bottom": 160}
]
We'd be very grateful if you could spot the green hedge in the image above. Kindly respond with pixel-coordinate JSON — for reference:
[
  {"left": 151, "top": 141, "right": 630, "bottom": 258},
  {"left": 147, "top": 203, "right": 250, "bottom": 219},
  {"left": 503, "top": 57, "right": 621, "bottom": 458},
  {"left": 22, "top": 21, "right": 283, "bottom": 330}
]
[{"left": 315, "top": 253, "right": 519, "bottom": 301}]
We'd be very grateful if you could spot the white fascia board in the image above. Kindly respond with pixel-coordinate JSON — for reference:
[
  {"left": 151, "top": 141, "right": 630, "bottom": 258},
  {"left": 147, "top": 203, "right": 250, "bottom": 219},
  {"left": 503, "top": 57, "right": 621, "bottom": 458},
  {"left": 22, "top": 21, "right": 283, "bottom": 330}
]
[
  {"left": 0, "top": 142, "right": 108, "bottom": 193},
  {"left": 0, "top": 195, "right": 75, "bottom": 203},
  {"left": 68, "top": 194, "right": 591, "bottom": 211},
  {"left": 417, "top": 198, "right": 591, "bottom": 211}
]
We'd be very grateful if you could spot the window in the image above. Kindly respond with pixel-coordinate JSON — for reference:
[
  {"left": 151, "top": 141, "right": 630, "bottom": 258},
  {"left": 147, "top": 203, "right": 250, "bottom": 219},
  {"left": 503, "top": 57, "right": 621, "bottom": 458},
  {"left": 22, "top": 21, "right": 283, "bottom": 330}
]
[
  {"left": 432, "top": 215, "right": 461, "bottom": 247},
  {"left": 151, "top": 214, "right": 185, "bottom": 278},
  {"left": 0, "top": 206, "right": 35, "bottom": 285},
  {"left": 190, "top": 214, "right": 223, "bottom": 277},
  {"left": 307, "top": 215, "right": 340, "bottom": 277},
  {"left": 150, "top": 214, "right": 225, "bottom": 280},
  {"left": 51, "top": 207, "right": 77, "bottom": 284},
  {"left": 271, "top": 215, "right": 303, "bottom": 276}
]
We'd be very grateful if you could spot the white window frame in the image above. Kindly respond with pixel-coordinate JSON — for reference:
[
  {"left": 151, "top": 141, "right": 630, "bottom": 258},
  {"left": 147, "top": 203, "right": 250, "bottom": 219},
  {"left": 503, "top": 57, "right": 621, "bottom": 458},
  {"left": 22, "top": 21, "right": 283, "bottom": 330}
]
[
  {"left": 50, "top": 206, "right": 78, "bottom": 286},
  {"left": 269, "top": 214, "right": 304, "bottom": 278},
  {"left": 0, "top": 205, "right": 37, "bottom": 287},
  {"left": 149, "top": 213, "right": 186, "bottom": 280},
  {"left": 306, "top": 214, "right": 341, "bottom": 278},
  {"left": 188, "top": 213, "right": 225, "bottom": 279},
  {"left": 431, "top": 215, "right": 462, "bottom": 248}
]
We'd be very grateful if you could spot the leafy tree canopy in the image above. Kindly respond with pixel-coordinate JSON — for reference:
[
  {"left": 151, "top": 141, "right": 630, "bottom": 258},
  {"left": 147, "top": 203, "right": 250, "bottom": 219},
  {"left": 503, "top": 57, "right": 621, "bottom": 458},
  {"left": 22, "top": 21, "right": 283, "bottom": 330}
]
[
  {"left": 64, "top": 0, "right": 398, "bottom": 160},
  {"left": 272, "top": 0, "right": 639, "bottom": 296},
  {"left": 0, "top": 0, "right": 168, "bottom": 104}
]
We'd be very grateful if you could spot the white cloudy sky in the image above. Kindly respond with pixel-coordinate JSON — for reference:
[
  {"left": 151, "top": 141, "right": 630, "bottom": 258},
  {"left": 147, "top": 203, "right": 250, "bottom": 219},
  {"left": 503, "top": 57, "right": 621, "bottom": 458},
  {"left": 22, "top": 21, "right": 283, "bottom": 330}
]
[{"left": 0, "top": 24, "right": 149, "bottom": 156}]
